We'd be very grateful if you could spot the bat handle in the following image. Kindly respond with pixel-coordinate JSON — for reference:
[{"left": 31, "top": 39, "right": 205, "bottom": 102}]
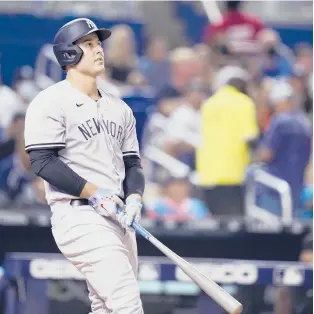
[
  {"left": 131, "top": 221, "right": 152, "bottom": 240},
  {"left": 116, "top": 206, "right": 152, "bottom": 240}
]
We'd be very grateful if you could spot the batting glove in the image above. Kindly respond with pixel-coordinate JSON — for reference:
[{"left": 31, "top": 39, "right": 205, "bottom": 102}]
[
  {"left": 123, "top": 194, "right": 142, "bottom": 228},
  {"left": 88, "top": 188, "right": 124, "bottom": 219}
]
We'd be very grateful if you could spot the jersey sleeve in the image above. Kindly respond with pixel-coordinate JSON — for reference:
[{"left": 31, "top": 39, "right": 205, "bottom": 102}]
[
  {"left": 122, "top": 106, "right": 140, "bottom": 158},
  {"left": 24, "top": 93, "right": 66, "bottom": 152}
]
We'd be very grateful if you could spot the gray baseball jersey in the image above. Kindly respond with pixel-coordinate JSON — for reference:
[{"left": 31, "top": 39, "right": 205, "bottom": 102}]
[{"left": 24, "top": 80, "right": 140, "bottom": 205}]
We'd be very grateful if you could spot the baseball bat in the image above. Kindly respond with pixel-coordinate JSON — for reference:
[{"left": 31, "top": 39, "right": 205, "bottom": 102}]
[{"left": 131, "top": 221, "right": 243, "bottom": 314}]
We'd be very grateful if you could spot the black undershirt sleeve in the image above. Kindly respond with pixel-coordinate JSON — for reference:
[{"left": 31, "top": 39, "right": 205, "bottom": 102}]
[
  {"left": 28, "top": 149, "right": 145, "bottom": 200},
  {"left": 0, "top": 139, "right": 16, "bottom": 160},
  {"left": 28, "top": 149, "right": 87, "bottom": 197},
  {"left": 123, "top": 155, "right": 145, "bottom": 199}
]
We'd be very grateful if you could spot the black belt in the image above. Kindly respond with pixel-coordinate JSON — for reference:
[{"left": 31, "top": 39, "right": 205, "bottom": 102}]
[{"left": 70, "top": 199, "right": 89, "bottom": 206}]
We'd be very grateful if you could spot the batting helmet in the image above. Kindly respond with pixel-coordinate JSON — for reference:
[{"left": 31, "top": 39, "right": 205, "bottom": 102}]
[{"left": 53, "top": 18, "right": 111, "bottom": 69}]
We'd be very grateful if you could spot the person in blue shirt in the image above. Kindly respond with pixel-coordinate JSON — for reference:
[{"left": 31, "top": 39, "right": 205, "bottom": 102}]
[
  {"left": 259, "top": 29, "right": 294, "bottom": 79},
  {"left": 257, "top": 80, "right": 312, "bottom": 215},
  {"left": 0, "top": 113, "right": 31, "bottom": 204},
  {"left": 262, "top": 49, "right": 294, "bottom": 79},
  {"left": 300, "top": 185, "right": 313, "bottom": 219},
  {"left": 138, "top": 36, "right": 171, "bottom": 93}
]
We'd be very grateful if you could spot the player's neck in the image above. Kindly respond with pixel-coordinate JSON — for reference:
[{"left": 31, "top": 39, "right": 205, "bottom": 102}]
[{"left": 66, "top": 71, "right": 99, "bottom": 100}]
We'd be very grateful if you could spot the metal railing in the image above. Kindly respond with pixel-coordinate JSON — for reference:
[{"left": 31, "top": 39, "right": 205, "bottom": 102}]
[
  {"left": 143, "top": 145, "right": 200, "bottom": 185},
  {"left": 144, "top": 140, "right": 294, "bottom": 228},
  {"left": 245, "top": 166, "right": 293, "bottom": 228},
  {"left": 142, "top": 110, "right": 201, "bottom": 185}
]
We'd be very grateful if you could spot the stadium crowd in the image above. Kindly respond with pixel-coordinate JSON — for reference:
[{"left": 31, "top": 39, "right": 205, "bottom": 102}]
[{"left": 0, "top": 0, "right": 312, "bottom": 226}]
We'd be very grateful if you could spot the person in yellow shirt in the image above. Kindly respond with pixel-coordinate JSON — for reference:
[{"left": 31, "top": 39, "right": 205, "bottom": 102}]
[{"left": 196, "top": 66, "right": 259, "bottom": 216}]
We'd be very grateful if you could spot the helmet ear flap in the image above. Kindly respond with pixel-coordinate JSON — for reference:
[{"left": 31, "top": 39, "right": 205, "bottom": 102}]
[{"left": 53, "top": 43, "right": 83, "bottom": 69}]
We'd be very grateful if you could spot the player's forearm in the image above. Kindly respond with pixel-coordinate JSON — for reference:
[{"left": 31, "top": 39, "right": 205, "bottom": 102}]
[
  {"left": 80, "top": 182, "right": 99, "bottom": 198},
  {"left": 123, "top": 155, "right": 145, "bottom": 199},
  {"left": 28, "top": 149, "right": 87, "bottom": 197}
]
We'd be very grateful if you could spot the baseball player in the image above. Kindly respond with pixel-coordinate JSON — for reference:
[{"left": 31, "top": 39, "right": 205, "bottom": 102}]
[{"left": 24, "top": 18, "right": 145, "bottom": 314}]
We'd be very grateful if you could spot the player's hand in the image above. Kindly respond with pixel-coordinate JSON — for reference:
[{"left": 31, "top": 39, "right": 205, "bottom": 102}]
[
  {"left": 123, "top": 194, "right": 142, "bottom": 228},
  {"left": 88, "top": 188, "right": 124, "bottom": 219}
]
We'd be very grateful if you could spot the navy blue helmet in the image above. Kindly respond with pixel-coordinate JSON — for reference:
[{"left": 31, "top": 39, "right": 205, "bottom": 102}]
[{"left": 53, "top": 18, "right": 111, "bottom": 69}]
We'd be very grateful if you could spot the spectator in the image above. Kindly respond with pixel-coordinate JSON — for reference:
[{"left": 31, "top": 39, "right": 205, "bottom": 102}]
[
  {"left": 122, "top": 70, "right": 157, "bottom": 99},
  {"left": 0, "top": 83, "right": 25, "bottom": 129},
  {"left": 156, "top": 47, "right": 200, "bottom": 105},
  {"left": 142, "top": 48, "right": 202, "bottom": 171},
  {"left": 301, "top": 154, "right": 313, "bottom": 220},
  {"left": 258, "top": 29, "right": 295, "bottom": 79},
  {"left": 294, "top": 43, "right": 313, "bottom": 77},
  {"left": 147, "top": 177, "right": 209, "bottom": 222},
  {"left": 0, "top": 113, "right": 31, "bottom": 204},
  {"left": 203, "top": 0, "right": 265, "bottom": 55},
  {"left": 162, "top": 78, "right": 208, "bottom": 168},
  {"left": 141, "top": 77, "right": 207, "bottom": 184},
  {"left": 127, "top": 70, "right": 148, "bottom": 88},
  {"left": 300, "top": 185, "right": 313, "bottom": 219},
  {"left": 141, "top": 96, "right": 178, "bottom": 153},
  {"left": 193, "top": 44, "right": 214, "bottom": 89},
  {"left": 257, "top": 80, "right": 312, "bottom": 215},
  {"left": 139, "top": 36, "right": 171, "bottom": 93},
  {"left": 196, "top": 66, "right": 259, "bottom": 216},
  {"left": 141, "top": 93, "right": 182, "bottom": 184},
  {"left": 290, "top": 72, "right": 311, "bottom": 114},
  {"left": 11, "top": 65, "right": 40, "bottom": 104},
  {"left": 290, "top": 44, "right": 313, "bottom": 114},
  {"left": 0, "top": 113, "right": 26, "bottom": 161},
  {"left": 104, "top": 24, "right": 138, "bottom": 85},
  {"left": 253, "top": 77, "right": 273, "bottom": 134}
]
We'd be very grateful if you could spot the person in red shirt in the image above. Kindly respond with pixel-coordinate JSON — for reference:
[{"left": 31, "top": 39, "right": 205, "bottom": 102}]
[{"left": 203, "top": 0, "right": 265, "bottom": 55}]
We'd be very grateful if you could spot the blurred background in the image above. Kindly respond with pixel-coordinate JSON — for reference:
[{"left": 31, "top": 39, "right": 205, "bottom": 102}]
[{"left": 0, "top": 1, "right": 312, "bottom": 314}]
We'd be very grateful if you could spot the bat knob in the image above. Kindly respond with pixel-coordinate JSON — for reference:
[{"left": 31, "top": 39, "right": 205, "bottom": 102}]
[{"left": 231, "top": 303, "right": 243, "bottom": 314}]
